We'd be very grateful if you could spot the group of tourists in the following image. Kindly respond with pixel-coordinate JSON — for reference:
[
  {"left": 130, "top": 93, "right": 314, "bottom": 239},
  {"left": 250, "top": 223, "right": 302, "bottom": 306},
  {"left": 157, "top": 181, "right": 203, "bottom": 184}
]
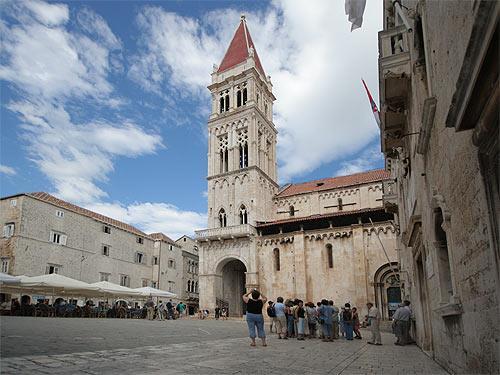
[
  {"left": 144, "top": 299, "right": 186, "bottom": 320},
  {"left": 242, "top": 289, "right": 412, "bottom": 348}
]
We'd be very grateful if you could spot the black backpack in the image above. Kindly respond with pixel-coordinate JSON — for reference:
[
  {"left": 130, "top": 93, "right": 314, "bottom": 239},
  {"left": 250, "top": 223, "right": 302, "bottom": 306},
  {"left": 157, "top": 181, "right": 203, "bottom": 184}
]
[
  {"left": 267, "top": 305, "right": 276, "bottom": 317},
  {"left": 343, "top": 309, "right": 352, "bottom": 322}
]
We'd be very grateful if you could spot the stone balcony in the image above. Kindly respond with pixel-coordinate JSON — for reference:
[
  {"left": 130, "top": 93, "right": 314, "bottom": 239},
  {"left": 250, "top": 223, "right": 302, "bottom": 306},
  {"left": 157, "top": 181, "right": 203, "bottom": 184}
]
[
  {"left": 378, "top": 25, "right": 411, "bottom": 154},
  {"left": 382, "top": 179, "right": 398, "bottom": 214},
  {"left": 195, "top": 224, "right": 257, "bottom": 241}
]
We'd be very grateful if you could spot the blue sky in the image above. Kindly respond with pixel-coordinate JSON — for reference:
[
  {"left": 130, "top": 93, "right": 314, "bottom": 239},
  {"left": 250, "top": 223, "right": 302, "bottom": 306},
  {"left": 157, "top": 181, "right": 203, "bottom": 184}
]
[{"left": 0, "top": 0, "right": 383, "bottom": 238}]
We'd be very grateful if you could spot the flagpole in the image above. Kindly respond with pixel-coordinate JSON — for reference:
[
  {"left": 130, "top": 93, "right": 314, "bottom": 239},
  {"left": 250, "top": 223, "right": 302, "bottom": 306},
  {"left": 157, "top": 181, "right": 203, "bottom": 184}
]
[{"left": 369, "top": 217, "right": 399, "bottom": 280}]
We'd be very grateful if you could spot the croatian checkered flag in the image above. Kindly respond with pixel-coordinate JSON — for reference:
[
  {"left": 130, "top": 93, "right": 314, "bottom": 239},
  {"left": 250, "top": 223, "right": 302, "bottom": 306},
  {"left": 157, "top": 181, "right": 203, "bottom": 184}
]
[{"left": 362, "top": 79, "right": 381, "bottom": 128}]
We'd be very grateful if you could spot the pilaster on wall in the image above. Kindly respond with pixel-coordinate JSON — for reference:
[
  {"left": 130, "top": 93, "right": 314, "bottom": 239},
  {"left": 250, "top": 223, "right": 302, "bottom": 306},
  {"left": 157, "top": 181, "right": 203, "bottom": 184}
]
[
  {"left": 352, "top": 225, "right": 369, "bottom": 308},
  {"left": 293, "top": 233, "right": 307, "bottom": 300}
]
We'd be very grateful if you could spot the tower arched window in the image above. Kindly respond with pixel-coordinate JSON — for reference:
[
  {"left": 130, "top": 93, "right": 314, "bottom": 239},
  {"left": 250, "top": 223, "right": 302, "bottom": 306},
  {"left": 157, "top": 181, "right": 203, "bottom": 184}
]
[
  {"left": 338, "top": 198, "right": 343, "bottom": 211},
  {"left": 187, "top": 280, "right": 191, "bottom": 292},
  {"left": 237, "top": 89, "right": 242, "bottom": 107},
  {"left": 195, "top": 282, "right": 198, "bottom": 293},
  {"left": 220, "top": 97, "right": 224, "bottom": 113},
  {"left": 326, "top": 244, "right": 333, "bottom": 268},
  {"left": 218, "top": 208, "right": 227, "bottom": 227},
  {"left": 289, "top": 205, "right": 295, "bottom": 217},
  {"left": 273, "top": 248, "right": 280, "bottom": 271},
  {"left": 239, "top": 143, "right": 248, "bottom": 168},
  {"left": 242, "top": 88, "right": 247, "bottom": 105},
  {"left": 238, "top": 129, "right": 248, "bottom": 169},
  {"left": 239, "top": 205, "right": 248, "bottom": 224},
  {"left": 225, "top": 95, "right": 229, "bottom": 111}
]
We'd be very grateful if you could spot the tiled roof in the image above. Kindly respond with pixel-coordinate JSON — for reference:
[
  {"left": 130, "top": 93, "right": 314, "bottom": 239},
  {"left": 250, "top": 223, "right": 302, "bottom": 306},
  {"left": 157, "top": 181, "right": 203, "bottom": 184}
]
[
  {"left": 149, "top": 232, "right": 177, "bottom": 246},
  {"left": 275, "top": 169, "right": 390, "bottom": 198},
  {"left": 24, "top": 192, "right": 172, "bottom": 240},
  {"left": 217, "top": 18, "right": 266, "bottom": 77},
  {"left": 256, "top": 207, "right": 385, "bottom": 228}
]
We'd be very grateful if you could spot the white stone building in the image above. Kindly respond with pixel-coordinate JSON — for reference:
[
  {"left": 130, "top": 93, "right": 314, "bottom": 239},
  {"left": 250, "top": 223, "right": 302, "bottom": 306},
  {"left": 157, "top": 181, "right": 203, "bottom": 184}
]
[
  {"left": 176, "top": 235, "right": 199, "bottom": 315},
  {"left": 378, "top": 1, "right": 499, "bottom": 373},
  {"left": 196, "top": 16, "right": 399, "bottom": 318},
  {"left": 0, "top": 192, "right": 196, "bottom": 305}
]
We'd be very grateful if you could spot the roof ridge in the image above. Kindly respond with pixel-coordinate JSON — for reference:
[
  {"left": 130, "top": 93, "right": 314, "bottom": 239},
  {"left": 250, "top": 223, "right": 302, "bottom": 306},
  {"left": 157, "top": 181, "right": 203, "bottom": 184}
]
[{"left": 25, "top": 192, "right": 149, "bottom": 238}]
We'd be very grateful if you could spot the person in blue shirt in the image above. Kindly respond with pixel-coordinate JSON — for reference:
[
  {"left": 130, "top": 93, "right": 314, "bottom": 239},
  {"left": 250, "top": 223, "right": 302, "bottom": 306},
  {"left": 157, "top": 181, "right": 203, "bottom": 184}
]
[
  {"left": 273, "top": 297, "right": 287, "bottom": 339},
  {"left": 318, "top": 299, "right": 334, "bottom": 342}
]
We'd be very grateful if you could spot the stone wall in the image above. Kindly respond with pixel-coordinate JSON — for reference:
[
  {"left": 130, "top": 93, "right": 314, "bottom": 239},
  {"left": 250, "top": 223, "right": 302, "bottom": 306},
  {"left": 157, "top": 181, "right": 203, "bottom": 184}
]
[{"left": 381, "top": 1, "right": 499, "bottom": 372}]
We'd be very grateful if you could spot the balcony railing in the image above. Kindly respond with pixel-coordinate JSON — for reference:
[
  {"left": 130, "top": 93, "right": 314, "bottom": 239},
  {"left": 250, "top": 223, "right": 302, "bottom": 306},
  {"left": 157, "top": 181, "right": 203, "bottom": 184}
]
[
  {"left": 378, "top": 25, "right": 411, "bottom": 154},
  {"left": 195, "top": 224, "right": 257, "bottom": 241},
  {"left": 382, "top": 180, "right": 398, "bottom": 214}
]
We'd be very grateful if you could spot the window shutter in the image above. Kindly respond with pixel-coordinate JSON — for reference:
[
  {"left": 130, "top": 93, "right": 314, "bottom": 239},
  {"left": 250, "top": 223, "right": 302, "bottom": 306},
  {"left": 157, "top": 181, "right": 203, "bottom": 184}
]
[
  {"left": 60, "top": 235, "right": 67, "bottom": 246},
  {"left": 2, "top": 226, "right": 8, "bottom": 238},
  {"left": 49, "top": 231, "right": 54, "bottom": 242}
]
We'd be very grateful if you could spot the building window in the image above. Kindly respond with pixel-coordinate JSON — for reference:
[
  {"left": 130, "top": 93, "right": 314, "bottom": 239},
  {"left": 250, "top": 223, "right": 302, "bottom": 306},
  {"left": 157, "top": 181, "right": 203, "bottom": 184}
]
[
  {"left": 56, "top": 210, "right": 64, "bottom": 218},
  {"left": 168, "top": 259, "right": 175, "bottom": 269},
  {"left": 120, "top": 274, "right": 130, "bottom": 287},
  {"left": 103, "top": 225, "right": 111, "bottom": 234},
  {"left": 273, "top": 248, "right": 280, "bottom": 271},
  {"left": 187, "top": 280, "right": 191, "bottom": 292},
  {"left": 220, "top": 96, "right": 224, "bottom": 113},
  {"left": 136, "top": 237, "right": 144, "bottom": 244},
  {"left": 238, "top": 129, "right": 249, "bottom": 169},
  {"left": 152, "top": 256, "right": 158, "bottom": 265},
  {"left": 239, "top": 205, "right": 248, "bottom": 224},
  {"left": 168, "top": 281, "right": 175, "bottom": 292},
  {"left": 99, "top": 272, "right": 110, "bottom": 282},
  {"left": 135, "top": 252, "right": 145, "bottom": 264},
  {"left": 151, "top": 281, "right": 157, "bottom": 288},
  {"left": 219, "top": 208, "right": 227, "bottom": 227},
  {"left": 1, "top": 258, "right": 9, "bottom": 273},
  {"left": 183, "top": 237, "right": 187, "bottom": 242},
  {"left": 46, "top": 264, "right": 61, "bottom": 274},
  {"left": 102, "top": 245, "right": 110, "bottom": 256},
  {"left": 242, "top": 87, "right": 247, "bottom": 105},
  {"left": 49, "top": 231, "right": 67, "bottom": 245},
  {"left": 435, "top": 208, "right": 454, "bottom": 302},
  {"left": 289, "top": 206, "right": 295, "bottom": 217},
  {"left": 338, "top": 198, "right": 343, "bottom": 211},
  {"left": 237, "top": 89, "right": 242, "bottom": 107},
  {"left": 3, "top": 223, "right": 15, "bottom": 238},
  {"left": 225, "top": 94, "right": 229, "bottom": 111},
  {"left": 326, "top": 244, "right": 333, "bottom": 269},
  {"left": 142, "top": 279, "right": 149, "bottom": 287},
  {"left": 195, "top": 281, "right": 198, "bottom": 293},
  {"left": 169, "top": 245, "right": 173, "bottom": 251},
  {"left": 10, "top": 199, "right": 17, "bottom": 207}
]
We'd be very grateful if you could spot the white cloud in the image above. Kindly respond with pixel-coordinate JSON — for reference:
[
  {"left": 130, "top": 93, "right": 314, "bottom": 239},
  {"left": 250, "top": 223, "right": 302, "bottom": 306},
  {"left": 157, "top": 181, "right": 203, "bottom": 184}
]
[
  {"left": 131, "top": 1, "right": 382, "bottom": 182},
  {"left": 23, "top": 0, "right": 69, "bottom": 27},
  {"left": 1, "top": 1, "right": 162, "bottom": 204},
  {"left": 2, "top": 1, "right": 203, "bottom": 238},
  {"left": 0, "top": 164, "right": 17, "bottom": 176},
  {"left": 335, "top": 142, "right": 384, "bottom": 176},
  {"left": 77, "top": 7, "right": 122, "bottom": 50},
  {"left": 88, "top": 202, "right": 207, "bottom": 240}
]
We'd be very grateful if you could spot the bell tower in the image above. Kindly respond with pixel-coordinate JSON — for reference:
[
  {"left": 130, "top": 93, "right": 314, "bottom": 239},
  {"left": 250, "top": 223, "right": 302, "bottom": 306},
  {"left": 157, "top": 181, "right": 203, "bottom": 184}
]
[{"left": 206, "top": 15, "right": 278, "bottom": 229}]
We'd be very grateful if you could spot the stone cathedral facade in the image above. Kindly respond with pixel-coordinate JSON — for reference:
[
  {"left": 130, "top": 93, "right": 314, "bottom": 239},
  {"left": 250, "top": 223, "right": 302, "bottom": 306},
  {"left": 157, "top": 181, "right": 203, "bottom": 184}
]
[{"left": 196, "top": 16, "right": 399, "bottom": 317}]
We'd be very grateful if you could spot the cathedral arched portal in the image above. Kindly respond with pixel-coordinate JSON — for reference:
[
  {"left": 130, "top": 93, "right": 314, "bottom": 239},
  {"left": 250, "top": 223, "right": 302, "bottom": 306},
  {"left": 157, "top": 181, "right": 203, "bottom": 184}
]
[
  {"left": 215, "top": 257, "right": 247, "bottom": 317},
  {"left": 373, "top": 262, "right": 401, "bottom": 320}
]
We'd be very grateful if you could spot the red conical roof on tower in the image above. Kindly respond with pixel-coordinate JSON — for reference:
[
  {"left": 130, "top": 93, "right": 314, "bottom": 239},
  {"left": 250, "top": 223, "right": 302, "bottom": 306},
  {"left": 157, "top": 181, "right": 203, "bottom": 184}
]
[{"left": 217, "top": 16, "right": 266, "bottom": 77}]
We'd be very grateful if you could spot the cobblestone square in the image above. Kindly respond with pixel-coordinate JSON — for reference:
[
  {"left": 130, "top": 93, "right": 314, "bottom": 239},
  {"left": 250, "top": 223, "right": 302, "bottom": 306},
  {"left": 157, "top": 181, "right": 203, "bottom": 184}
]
[{"left": 0, "top": 317, "right": 448, "bottom": 374}]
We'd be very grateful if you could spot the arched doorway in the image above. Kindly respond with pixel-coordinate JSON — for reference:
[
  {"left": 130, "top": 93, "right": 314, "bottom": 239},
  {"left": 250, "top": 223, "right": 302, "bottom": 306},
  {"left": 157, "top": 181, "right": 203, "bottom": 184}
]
[
  {"left": 373, "top": 262, "right": 401, "bottom": 320},
  {"left": 217, "top": 259, "right": 247, "bottom": 316}
]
